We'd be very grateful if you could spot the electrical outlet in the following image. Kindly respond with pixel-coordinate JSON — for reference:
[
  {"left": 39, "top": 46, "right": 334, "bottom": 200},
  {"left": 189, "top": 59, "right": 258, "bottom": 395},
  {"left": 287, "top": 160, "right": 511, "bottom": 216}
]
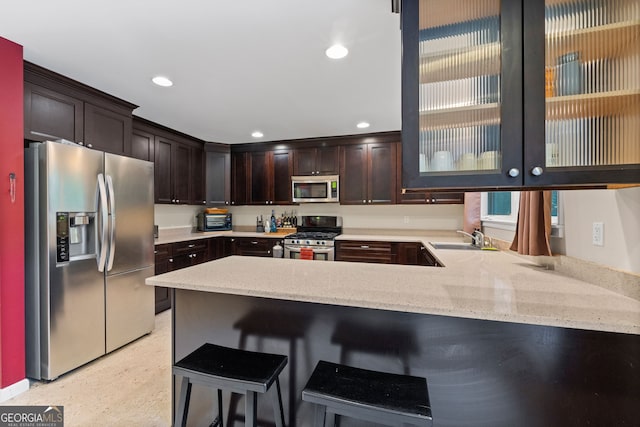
[
  {"left": 592, "top": 222, "right": 604, "bottom": 246},
  {"left": 403, "top": 216, "right": 410, "bottom": 224}
]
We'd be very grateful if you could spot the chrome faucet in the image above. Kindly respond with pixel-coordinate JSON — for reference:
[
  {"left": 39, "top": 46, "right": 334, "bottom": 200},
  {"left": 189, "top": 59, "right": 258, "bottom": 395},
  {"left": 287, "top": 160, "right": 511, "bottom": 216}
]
[{"left": 457, "top": 230, "right": 485, "bottom": 247}]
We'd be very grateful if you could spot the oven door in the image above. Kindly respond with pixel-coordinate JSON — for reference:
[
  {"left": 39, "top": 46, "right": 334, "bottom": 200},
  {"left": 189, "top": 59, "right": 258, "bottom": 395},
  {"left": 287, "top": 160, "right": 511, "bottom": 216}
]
[{"left": 284, "top": 245, "right": 334, "bottom": 261}]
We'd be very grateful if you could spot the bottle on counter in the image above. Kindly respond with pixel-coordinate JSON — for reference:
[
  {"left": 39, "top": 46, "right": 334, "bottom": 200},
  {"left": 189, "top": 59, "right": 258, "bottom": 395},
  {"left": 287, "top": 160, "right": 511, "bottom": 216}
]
[{"left": 270, "top": 210, "right": 277, "bottom": 233}]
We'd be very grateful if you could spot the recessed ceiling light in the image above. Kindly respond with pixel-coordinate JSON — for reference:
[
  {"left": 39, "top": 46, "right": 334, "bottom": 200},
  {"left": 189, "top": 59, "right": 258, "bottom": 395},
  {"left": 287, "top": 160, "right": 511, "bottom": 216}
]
[
  {"left": 251, "top": 131, "right": 264, "bottom": 138},
  {"left": 152, "top": 76, "right": 173, "bottom": 87},
  {"left": 325, "top": 44, "right": 349, "bottom": 59},
  {"left": 356, "top": 122, "right": 370, "bottom": 129}
]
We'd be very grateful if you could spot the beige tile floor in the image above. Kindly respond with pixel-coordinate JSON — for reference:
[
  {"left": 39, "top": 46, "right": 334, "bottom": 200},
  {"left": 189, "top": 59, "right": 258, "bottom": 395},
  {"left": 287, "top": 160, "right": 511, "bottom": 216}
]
[{"left": 4, "top": 309, "right": 172, "bottom": 426}]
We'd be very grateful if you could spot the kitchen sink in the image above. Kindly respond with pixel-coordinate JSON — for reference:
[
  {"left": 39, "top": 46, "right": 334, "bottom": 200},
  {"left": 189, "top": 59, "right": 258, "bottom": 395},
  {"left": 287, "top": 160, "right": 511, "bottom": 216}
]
[{"left": 429, "top": 242, "right": 481, "bottom": 250}]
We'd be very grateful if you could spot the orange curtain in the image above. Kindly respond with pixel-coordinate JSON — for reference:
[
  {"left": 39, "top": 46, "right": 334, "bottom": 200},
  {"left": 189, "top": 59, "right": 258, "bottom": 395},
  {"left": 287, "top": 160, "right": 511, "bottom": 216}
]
[{"left": 510, "top": 191, "right": 553, "bottom": 256}]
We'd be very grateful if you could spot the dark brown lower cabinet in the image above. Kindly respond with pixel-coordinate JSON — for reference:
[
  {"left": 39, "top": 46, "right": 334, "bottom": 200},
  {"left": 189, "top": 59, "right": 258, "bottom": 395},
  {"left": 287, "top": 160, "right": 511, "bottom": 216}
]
[
  {"left": 154, "top": 239, "right": 208, "bottom": 313},
  {"left": 154, "top": 244, "right": 172, "bottom": 313},
  {"left": 335, "top": 240, "right": 394, "bottom": 264},
  {"left": 336, "top": 240, "right": 440, "bottom": 267},
  {"left": 231, "top": 237, "right": 273, "bottom": 257},
  {"left": 396, "top": 242, "right": 441, "bottom": 267}
]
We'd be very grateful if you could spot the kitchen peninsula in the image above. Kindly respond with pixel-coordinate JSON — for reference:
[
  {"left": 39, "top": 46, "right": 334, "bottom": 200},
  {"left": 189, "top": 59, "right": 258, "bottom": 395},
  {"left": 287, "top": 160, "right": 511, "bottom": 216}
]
[{"left": 147, "top": 247, "right": 640, "bottom": 427}]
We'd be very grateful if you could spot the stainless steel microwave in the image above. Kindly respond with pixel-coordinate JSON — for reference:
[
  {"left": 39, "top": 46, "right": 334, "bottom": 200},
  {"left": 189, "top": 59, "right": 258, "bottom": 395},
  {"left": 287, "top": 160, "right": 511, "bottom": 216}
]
[{"left": 291, "top": 175, "right": 339, "bottom": 203}]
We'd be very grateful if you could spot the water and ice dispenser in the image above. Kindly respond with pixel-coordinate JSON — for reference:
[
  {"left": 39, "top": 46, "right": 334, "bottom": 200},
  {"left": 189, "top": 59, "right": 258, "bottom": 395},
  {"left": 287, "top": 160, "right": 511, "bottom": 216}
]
[{"left": 56, "top": 212, "right": 97, "bottom": 263}]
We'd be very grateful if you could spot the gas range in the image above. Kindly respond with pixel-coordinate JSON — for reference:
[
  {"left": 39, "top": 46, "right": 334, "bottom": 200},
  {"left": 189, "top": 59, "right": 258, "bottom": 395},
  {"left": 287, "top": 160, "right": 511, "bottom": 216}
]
[
  {"left": 284, "top": 231, "right": 340, "bottom": 247},
  {"left": 283, "top": 216, "right": 342, "bottom": 261}
]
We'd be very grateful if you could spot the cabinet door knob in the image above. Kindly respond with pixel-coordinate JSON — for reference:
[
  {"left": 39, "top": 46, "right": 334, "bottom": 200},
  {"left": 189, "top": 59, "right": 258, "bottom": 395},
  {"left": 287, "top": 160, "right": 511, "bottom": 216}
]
[
  {"left": 87, "top": 144, "right": 93, "bottom": 148},
  {"left": 188, "top": 244, "right": 195, "bottom": 248},
  {"left": 531, "top": 166, "right": 544, "bottom": 176},
  {"left": 169, "top": 258, "right": 173, "bottom": 262},
  {"left": 368, "top": 200, "right": 372, "bottom": 203},
  {"left": 362, "top": 200, "right": 366, "bottom": 203},
  {"left": 508, "top": 168, "right": 520, "bottom": 177},
  {"left": 203, "top": 201, "right": 206, "bottom": 204}
]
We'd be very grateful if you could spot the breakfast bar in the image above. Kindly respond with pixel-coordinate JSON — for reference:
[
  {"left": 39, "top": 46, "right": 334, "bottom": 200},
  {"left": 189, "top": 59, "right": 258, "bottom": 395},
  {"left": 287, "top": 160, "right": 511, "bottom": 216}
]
[{"left": 147, "top": 251, "right": 640, "bottom": 427}]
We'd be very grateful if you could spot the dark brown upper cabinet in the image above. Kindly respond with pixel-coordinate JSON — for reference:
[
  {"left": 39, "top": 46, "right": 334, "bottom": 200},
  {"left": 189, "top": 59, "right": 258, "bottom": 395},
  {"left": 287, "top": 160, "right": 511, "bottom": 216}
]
[
  {"left": 340, "top": 141, "right": 397, "bottom": 204},
  {"left": 155, "top": 136, "right": 191, "bottom": 205},
  {"left": 24, "top": 81, "right": 84, "bottom": 143},
  {"left": 231, "top": 152, "right": 248, "bottom": 206},
  {"left": 24, "top": 62, "right": 136, "bottom": 157},
  {"left": 135, "top": 117, "right": 205, "bottom": 205},
  {"left": 204, "top": 144, "right": 231, "bottom": 206},
  {"left": 131, "top": 128, "right": 155, "bottom": 162},
  {"left": 190, "top": 144, "right": 205, "bottom": 205},
  {"left": 401, "top": 0, "right": 640, "bottom": 190},
  {"left": 248, "top": 149, "right": 293, "bottom": 205},
  {"left": 83, "top": 103, "right": 132, "bottom": 155},
  {"left": 293, "top": 145, "right": 339, "bottom": 176}
]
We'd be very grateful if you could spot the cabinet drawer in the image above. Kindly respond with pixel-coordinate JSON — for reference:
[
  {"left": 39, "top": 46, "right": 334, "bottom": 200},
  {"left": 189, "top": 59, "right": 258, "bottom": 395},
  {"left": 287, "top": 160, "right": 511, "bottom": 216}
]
[
  {"left": 154, "top": 243, "right": 172, "bottom": 259},
  {"left": 232, "top": 238, "right": 273, "bottom": 257},
  {"left": 336, "top": 241, "right": 394, "bottom": 264},
  {"left": 173, "top": 240, "right": 208, "bottom": 255}
]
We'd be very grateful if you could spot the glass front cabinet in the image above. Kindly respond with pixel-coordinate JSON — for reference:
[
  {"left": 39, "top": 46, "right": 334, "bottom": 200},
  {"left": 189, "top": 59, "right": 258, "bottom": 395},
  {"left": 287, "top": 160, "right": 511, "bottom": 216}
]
[{"left": 401, "top": 0, "right": 640, "bottom": 189}]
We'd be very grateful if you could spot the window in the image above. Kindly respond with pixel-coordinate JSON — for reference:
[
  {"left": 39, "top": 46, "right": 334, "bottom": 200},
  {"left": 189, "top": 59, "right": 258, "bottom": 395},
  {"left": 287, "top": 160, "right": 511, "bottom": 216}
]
[{"left": 481, "top": 190, "right": 561, "bottom": 232}]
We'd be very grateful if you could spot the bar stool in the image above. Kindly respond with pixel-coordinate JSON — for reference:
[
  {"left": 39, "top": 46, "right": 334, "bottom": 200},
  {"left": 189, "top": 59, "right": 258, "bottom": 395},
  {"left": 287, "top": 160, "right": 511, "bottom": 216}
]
[
  {"left": 302, "top": 361, "right": 433, "bottom": 427},
  {"left": 173, "top": 343, "right": 288, "bottom": 427},
  {"left": 230, "top": 309, "right": 313, "bottom": 427}
]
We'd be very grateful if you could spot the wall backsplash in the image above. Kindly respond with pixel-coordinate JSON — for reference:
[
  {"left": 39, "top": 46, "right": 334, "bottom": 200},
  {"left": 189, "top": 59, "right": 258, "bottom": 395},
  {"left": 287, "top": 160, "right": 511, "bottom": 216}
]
[
  {"left": 154, "top": 203, "right": 464, "bottom": 231},
  {"left": 154, "top": 204, "right": 203, "bottom": 228}
]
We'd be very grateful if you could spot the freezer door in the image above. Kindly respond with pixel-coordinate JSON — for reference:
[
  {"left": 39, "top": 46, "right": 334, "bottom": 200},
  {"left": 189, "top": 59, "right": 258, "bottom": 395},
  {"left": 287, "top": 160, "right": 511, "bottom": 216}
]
[
  {"left": 105, "top": 266, "right": 155, "bottom": 353},
  {"left": 40, "top": 141, "right": 106, "bottom": 380},
  {"left": 104, "top": 154, "right": 154, "bottom": 275}
]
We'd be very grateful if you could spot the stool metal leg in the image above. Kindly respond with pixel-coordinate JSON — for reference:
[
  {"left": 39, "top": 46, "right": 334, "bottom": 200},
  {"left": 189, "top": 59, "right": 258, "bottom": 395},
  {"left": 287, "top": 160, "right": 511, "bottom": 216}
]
[
  {"left": 271, "top": 378, "right": 286, "bottom": 427},
  {"left": 217, "top": 389, "right": 224, "bottom": 427},
  {"left": 311, "top": 404, "right": 326, "bottom": 427},
  {"left": 175, "top": 377, "right": 192, "bottom": 427},
  {"left": 245, "top": 391, "right": 258, "bottom": 427},
  {"left": 325, "top": 411, "right": 336, "bottom": 427}
]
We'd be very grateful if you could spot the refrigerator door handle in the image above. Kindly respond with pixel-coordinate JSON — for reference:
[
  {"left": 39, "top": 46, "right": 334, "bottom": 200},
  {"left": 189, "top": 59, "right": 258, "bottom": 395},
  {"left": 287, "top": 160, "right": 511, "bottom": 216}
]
[
  {"left": 97, "top": 173, "right": 108, "bottom": 272},
  {"left": 106, "top": 174, "right": 116, "bottom": 272}
]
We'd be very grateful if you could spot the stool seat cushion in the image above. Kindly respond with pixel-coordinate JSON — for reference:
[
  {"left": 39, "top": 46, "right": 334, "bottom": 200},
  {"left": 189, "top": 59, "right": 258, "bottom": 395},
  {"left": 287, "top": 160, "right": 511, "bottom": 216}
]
[
  {"left": 175, "top": 343, "right": 287, "bottom": 388},
  {"left": 303, "top": 361, "right": 431, "bottom": 419}
]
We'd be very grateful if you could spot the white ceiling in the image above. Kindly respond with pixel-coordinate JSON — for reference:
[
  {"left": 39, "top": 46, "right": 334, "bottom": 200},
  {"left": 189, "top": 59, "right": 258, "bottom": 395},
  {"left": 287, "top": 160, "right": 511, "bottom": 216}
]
[{"left": 1, "top": 0, "right": 402, "bottom": 144}]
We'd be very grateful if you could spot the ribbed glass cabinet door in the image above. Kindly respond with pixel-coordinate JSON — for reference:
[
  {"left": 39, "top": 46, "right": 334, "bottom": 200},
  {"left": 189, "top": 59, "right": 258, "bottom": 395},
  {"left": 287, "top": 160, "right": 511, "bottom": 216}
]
[
  {"left": 544, "top": 0, "right": 640, "bottom": 169},
  {"left": 418, "top": 0, "right": 503, "bottom": 174}
]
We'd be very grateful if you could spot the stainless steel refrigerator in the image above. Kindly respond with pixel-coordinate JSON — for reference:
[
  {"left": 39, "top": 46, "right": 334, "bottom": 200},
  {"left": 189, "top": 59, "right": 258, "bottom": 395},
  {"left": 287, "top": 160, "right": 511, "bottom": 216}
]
[{"left": 25, "top": 140, "right": 155, "bottom": 380}]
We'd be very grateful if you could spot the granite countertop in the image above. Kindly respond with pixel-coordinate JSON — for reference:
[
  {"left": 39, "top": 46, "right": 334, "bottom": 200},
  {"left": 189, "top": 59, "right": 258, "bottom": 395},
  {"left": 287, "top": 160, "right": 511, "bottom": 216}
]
[
  {"left": 146, "top": 241, "right": 640, "bottom": 335},
  {"left": 154, "top": 230, "right": 289, "bottom": 245}
]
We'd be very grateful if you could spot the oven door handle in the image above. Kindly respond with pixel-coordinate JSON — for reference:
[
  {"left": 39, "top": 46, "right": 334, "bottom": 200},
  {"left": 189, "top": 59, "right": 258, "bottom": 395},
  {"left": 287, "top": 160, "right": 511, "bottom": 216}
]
[{"left": 285, "top": 246, "right": 334, "bottom": 254}]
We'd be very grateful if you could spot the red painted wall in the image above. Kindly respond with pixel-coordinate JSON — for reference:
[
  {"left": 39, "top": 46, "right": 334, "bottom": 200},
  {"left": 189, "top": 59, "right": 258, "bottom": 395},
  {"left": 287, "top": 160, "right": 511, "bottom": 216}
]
[{"left": 0, "top": 36, "right": 25, "bottom": 388}]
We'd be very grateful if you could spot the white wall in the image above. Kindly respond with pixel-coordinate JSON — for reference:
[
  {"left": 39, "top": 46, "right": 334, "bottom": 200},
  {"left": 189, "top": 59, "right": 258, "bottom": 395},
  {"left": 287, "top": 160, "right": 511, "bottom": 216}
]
[
  {"left": 230, "top": 203, "right": 464, "bottom": 231},
  {"left": 154, "top": 203, "right": 464, "bottom": 232},
  {"left": 155, "top": 187, "right": 640, "bottom": 274},
  {"left": 154, "top": 204, "right": 202, "bottom": 228},
  {"left": 483, "top": 187, "right": 640, "bottom": 274},
  {"left": 561, "top": 187, "right": 639, "bottom": 273}
]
